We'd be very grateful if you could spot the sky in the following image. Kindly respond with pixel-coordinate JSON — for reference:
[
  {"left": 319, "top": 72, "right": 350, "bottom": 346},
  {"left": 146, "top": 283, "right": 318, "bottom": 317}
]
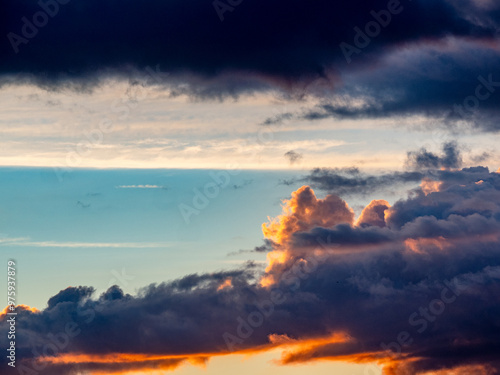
[{"left": 1, "top": 0, "right": 500, "bottom": 374}]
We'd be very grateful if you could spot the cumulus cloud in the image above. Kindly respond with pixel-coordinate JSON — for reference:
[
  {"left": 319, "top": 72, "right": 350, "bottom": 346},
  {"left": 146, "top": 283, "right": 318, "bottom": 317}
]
[
  {"left": 356, "top": 199, "right": 391, "bottom": 228},
  {"left": 3, "top": 164, "right": 500, "bottom": 375},
  {"left": 262, "top": 186, "right": 355, "bottom": 245},
  {"left": 261, "top": 168, "right": 500, "bottom": 373}
]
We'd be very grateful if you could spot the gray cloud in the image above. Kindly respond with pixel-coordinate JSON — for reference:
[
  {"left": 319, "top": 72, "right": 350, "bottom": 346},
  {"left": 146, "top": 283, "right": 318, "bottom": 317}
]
[
  {"left": 284, "top": 150, "right": 303, "bottom": 165},
  {"left": 406, "top": 141, "right": 462, "bottom": 170}
]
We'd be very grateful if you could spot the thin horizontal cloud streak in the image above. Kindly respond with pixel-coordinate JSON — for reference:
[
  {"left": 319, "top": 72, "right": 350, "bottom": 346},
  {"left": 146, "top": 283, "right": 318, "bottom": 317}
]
[
  {"left": 0, "top": 239, "right": 173, "bottom": 248},
  {"left": 116, "top": 185, "right": 165, "bottom": 189}
]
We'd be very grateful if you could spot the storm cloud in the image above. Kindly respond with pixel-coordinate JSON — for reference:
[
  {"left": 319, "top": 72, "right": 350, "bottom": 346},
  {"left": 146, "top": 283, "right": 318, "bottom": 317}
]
[
  {"left": 2, "top": 164, "right": 500, "bottom": 375},
  {"left": 1, "top": 0, "right": 500, "bottom": 128}
]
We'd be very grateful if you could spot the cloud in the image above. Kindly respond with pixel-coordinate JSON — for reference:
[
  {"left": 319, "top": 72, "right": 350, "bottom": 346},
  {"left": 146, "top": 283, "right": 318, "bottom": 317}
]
[
  {"left": 231, "top": 179, "right": 253, "bottom": 190},
  {"left": 0, "top": 238, "right": 173, "bottom": 248},
  {"left": 1, "top": 0, "right": 500, "bottom": 122},
  {"left": 262, "top": 186, "right": 355, "bottom": 245},
  {"left": 227, "top": 240, "right": 273, "bottom": 256},
  {"left": 76, "top": 201, "right": 90, "bottom": 208},
  {"left": 356, "top": 199, "right": 391, "bottom": 228},
  {"left": 300, "top": 167, "right": 425, "bottom": 196},
  {"left": 258, "top": 39, "right": 500, "bottom": 131},
  {"left": 2, "top": 165, "right": 500, "bottom": 374},
  {"left": 260, "top": 169, "right": 500, "bottom": 373},
  {"left": 284, "top": 150, "right": 303, "bottom": 165},
  {"left": 47, "top": 286, "right": 95, "bottom": 309},
  {"left": 406, "top": 141, "right": 463, "bottom": 170},
  {"left": 115, "top": 185, "right": 164, "bottom": 189},
  {"left": 294, "top": 142, "right": 472, "bottom": 196}
]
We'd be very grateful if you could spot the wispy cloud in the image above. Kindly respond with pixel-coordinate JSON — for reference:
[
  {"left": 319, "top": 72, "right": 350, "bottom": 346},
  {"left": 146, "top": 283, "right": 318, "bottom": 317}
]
[
  {"left": 116, "top": 185, "right": 165, "bottom": 189},
  {"left": 0, "top": 238, "right": 173, "bottom": 248},
  {"left": 0, "top": 237, "right": 29, "bottom": 244}
]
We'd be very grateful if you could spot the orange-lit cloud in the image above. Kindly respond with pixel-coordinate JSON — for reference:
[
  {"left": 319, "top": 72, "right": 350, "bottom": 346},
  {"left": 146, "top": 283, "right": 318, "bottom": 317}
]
[
  {"left": 0, "top": 304, "right": 39, "bottom": 318},
  {"left": 404, "top": 237, "right": 449, "bottom": 254},
  {"left": 261, "top": 186, "right": 355, "bottom": 285},
  {"left": 217, "top": 278, "right": 233, "bottom": 291},
  {"left": 420, "top": 178, "right": 442, "bottom": 195},
  {"left": 356, "top": 200, "right": 391, "bottom": 228},
  {"left": 262, "top": 186, "right": 354, "bottom": 246},
  {"left": 33, "top": 334, "right": 364, "bottom": 375}
]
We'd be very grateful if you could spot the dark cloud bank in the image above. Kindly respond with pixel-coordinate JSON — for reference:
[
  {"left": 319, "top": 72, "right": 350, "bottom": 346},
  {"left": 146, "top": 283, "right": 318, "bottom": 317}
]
[
  {"left": 3, "top": 0, "right": 494, "bottom": 79},
  {"left": 2, "top": 160, "right": 500, "bottom": 374},
  {"left": 2, "top": 0, "right": 500, "bottom": 128}
]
